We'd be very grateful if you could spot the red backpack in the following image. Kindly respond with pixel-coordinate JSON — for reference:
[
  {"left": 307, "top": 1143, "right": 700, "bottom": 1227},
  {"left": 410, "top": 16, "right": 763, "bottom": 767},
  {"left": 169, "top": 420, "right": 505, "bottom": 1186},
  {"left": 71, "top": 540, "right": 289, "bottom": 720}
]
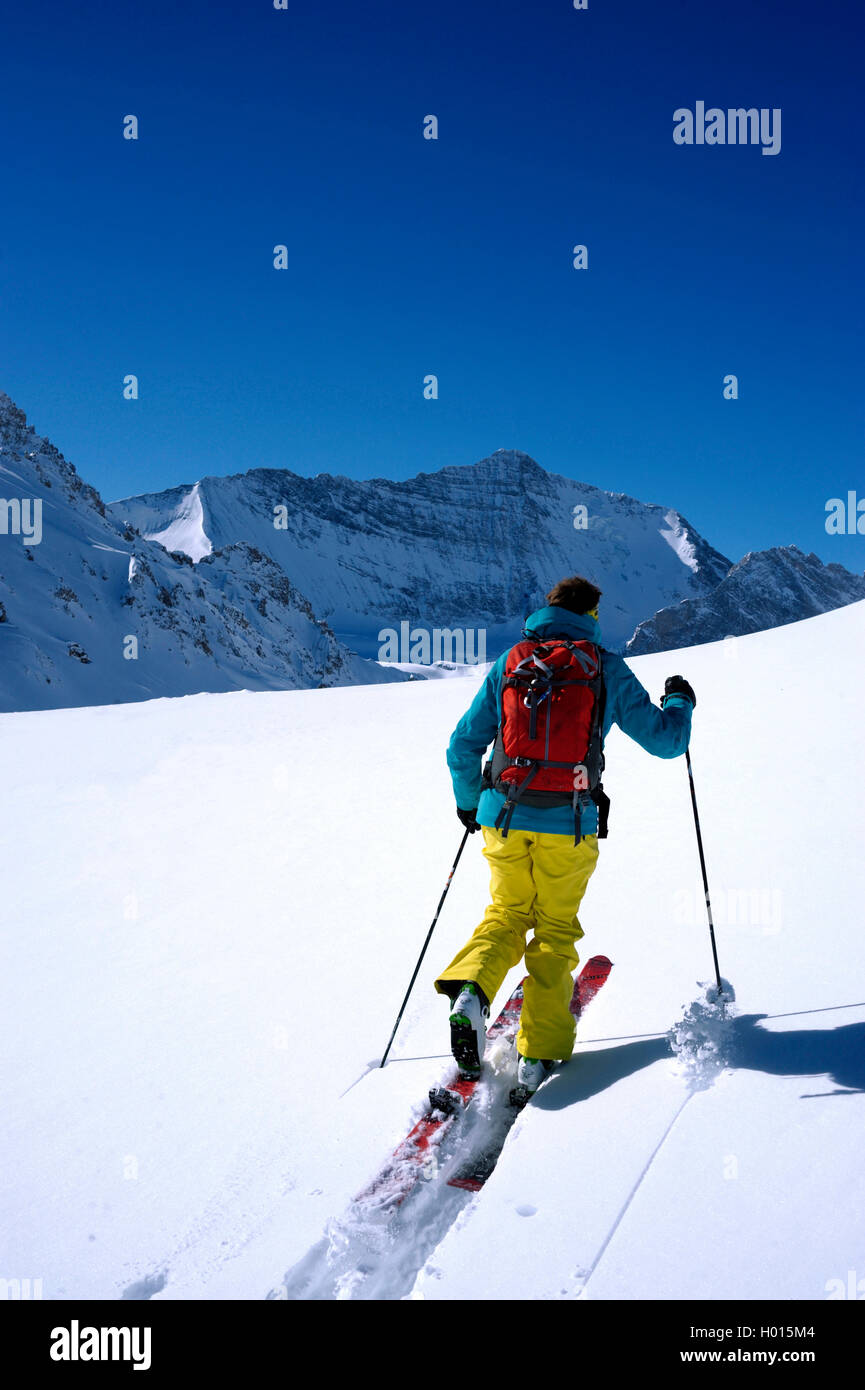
[{"left": 486, "top": 636, "right": 609, "bottom": 843}]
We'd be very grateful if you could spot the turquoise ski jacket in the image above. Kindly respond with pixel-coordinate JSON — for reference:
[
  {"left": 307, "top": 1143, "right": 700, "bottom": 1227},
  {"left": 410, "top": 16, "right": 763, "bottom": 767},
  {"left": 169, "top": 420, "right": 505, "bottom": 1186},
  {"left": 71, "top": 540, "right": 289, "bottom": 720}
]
[{"left": 446, "top": 605, "right": 693, "bottom": 838}]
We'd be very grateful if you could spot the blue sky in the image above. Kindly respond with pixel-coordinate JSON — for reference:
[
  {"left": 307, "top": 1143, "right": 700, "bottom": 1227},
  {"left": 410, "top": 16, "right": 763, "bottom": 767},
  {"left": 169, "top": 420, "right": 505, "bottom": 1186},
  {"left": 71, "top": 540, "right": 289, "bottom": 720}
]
[{"left": 1, "top": 0, "right": 862, "bottom": 569}]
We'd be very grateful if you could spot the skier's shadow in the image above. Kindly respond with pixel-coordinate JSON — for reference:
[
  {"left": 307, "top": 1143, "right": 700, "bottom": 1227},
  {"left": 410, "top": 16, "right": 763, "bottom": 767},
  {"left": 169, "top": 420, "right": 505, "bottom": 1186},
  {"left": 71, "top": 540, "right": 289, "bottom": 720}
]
[
  {"left": 535, "top": 1036, "right": 669, "bottom": 1111},
  {"left": 533, "top": 1009, "right": 865, "bottom": 1111},
  {"left": 729, "top": 1013, "right": 865, "bottom": 1097}
]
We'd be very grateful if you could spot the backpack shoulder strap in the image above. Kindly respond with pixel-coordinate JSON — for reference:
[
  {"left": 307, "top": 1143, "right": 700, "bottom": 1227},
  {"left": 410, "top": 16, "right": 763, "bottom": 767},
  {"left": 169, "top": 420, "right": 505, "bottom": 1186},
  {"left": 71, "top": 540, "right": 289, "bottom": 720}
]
[{"left": 590, "top": 647, "right": 609, "bottom": 838}]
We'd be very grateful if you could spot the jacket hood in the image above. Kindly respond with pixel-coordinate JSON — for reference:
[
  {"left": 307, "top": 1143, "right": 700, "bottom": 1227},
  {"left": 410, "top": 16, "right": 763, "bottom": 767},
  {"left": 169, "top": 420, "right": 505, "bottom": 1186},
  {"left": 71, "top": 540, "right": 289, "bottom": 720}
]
[{"left": 523, "top": 604, "right": 603, "bottom": 645}]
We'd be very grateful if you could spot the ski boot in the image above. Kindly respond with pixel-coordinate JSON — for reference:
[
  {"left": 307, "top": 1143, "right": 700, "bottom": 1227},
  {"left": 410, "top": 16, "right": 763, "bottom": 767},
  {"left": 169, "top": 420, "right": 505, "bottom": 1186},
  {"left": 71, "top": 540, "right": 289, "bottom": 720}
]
[
  {"left": 448, "top": 981, "right": 490, "bottom": 1078},
  {"left": 510, "top": 1056, "right": 555, "bottom": 1109}
]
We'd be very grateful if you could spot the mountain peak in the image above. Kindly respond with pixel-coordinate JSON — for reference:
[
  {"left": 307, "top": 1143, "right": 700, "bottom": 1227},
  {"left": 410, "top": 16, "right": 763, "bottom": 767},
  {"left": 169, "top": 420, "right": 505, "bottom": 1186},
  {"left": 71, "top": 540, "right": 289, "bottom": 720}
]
[
  {"left": 475, "top": 448, "right": 544, "bottom": 474},
  {"left": 0, "top": 391, "right": 31, "bottom": 447},
  {"left": 627, "top": 542, "right": 865, "bottom": 654}
]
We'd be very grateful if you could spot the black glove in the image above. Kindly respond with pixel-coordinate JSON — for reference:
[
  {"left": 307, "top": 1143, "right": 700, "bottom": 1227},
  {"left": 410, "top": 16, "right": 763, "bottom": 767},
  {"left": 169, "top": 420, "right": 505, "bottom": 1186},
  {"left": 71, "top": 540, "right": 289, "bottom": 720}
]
[
  {"left": 457, "top": 806, "right": 481, "bottom": 833},
  {"left": 662, "top": 675, "right": 696, "bottom": 709}
]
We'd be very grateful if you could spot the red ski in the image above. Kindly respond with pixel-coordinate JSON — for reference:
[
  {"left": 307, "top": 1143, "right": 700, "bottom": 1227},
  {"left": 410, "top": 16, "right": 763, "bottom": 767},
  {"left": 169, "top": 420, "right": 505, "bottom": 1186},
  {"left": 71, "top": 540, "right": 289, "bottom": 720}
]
[
  {"left": 570, "top": 952, "right": 613, "bottom": 1019},
  {"left": 354, "top": 955, "right": 612, "bottom": 1213},
  {"left": 353, "top": 978, "right": 524, "bottom": 1213},
  {"left": 448, "top": 953, "right": 613, "bottom": 1192}
]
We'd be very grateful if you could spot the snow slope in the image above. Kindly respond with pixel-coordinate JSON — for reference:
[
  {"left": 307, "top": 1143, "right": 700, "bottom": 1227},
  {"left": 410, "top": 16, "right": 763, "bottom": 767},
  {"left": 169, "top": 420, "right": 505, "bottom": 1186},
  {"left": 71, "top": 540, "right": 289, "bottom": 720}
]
[{"left": 1, "top": 601, "right": 863, "bottom": 1301}]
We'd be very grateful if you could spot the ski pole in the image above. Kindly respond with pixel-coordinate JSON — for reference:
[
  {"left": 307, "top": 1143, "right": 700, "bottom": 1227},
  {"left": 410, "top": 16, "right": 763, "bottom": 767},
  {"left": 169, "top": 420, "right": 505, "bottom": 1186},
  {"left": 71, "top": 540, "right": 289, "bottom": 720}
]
[
  {"left": 379, "top": 827, "right": 470, "bottom": 1068},
  {"left": 685, "top": 747, "right": 723, "bottom": 996}
]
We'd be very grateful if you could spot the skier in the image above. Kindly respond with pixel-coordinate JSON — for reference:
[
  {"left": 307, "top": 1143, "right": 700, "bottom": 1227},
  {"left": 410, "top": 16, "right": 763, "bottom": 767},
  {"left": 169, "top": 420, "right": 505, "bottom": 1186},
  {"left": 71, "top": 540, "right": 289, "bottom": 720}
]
[{"left": 435, "top": 575, "right": 696, "bottom": 1097}]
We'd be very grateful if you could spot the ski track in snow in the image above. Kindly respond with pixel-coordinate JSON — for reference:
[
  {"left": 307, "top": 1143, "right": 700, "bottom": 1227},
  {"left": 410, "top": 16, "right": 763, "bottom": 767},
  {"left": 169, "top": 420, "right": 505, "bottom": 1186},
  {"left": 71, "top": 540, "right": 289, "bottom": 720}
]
[
  {"left": 272, "top": 989, "right": 739, "bottom": 1301},
  {"left": 272, "top": 1039, "right": 526, "bottom": 1301},
  {"left": 271, "top": 1061, "right": 687, "bottom": 1303},
  {"left": 569, "top": 987, "right": 738, "bottom": 1297},
  {"left": 574, "top": 1092, "right": 694, "bottom": 1298}
]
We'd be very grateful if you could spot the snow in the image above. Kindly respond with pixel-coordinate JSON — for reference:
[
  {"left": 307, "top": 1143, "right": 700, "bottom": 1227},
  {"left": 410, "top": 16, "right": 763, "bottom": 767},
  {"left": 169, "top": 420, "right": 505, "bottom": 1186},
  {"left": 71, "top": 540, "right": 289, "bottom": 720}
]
[
  {"left": 1, "top": 600, "right": 863, "bottom": 1301},
  {"left": 377, "top": 658, "right": 494, "bottom": 681},
  {"left": 660, "top": 508, "right": 700, "bottom": 571},
  {"left": 145, "top": 483, "right": 213, "bottom": 563},
  {"left": 668, "top": 980, "right": 738, "bottom": 1091}
]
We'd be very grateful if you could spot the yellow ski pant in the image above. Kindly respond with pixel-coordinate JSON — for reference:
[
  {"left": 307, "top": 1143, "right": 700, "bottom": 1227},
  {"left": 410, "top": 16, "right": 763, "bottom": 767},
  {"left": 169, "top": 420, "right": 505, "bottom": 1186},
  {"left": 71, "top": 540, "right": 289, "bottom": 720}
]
[{"left": 435, "top": 826, "right": 599, "bottom": 1061}]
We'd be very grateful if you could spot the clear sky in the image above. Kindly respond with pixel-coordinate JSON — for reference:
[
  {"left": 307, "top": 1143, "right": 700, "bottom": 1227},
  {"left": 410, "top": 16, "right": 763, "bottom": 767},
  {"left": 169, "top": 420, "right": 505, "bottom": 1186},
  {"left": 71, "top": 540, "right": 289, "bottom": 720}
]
[{"left": 1, "top": 0, "right": 862, "bottom": 570}]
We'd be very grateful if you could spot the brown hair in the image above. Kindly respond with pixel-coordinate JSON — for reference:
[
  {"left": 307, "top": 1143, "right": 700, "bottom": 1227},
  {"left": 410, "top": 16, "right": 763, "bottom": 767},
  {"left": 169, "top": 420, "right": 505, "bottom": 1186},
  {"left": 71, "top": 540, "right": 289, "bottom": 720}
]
[{"left": 545, "top": 575, "right": 602, "bottom": 613}]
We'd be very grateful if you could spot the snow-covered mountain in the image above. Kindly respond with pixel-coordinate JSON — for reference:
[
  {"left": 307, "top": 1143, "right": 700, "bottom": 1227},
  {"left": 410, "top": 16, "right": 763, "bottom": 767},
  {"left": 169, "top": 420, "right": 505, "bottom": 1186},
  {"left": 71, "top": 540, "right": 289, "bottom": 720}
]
[
  {"left": 111, "top": 453, "right": 734, "bottom": 656},
  {"left": 5, "top": 383, "right": 862, "bottom": 716},
  {"left": 626, "top": 546, "right": 865, "bottom": 655},
  {"left": 114, "top": 453, "right": 865, "bottom": 660},
  {"left": 0, "top": 393, "right": 401, "bottom": 712},
  {"left": 3, "top": 600, "right": 863, "bottom": 1299}
]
